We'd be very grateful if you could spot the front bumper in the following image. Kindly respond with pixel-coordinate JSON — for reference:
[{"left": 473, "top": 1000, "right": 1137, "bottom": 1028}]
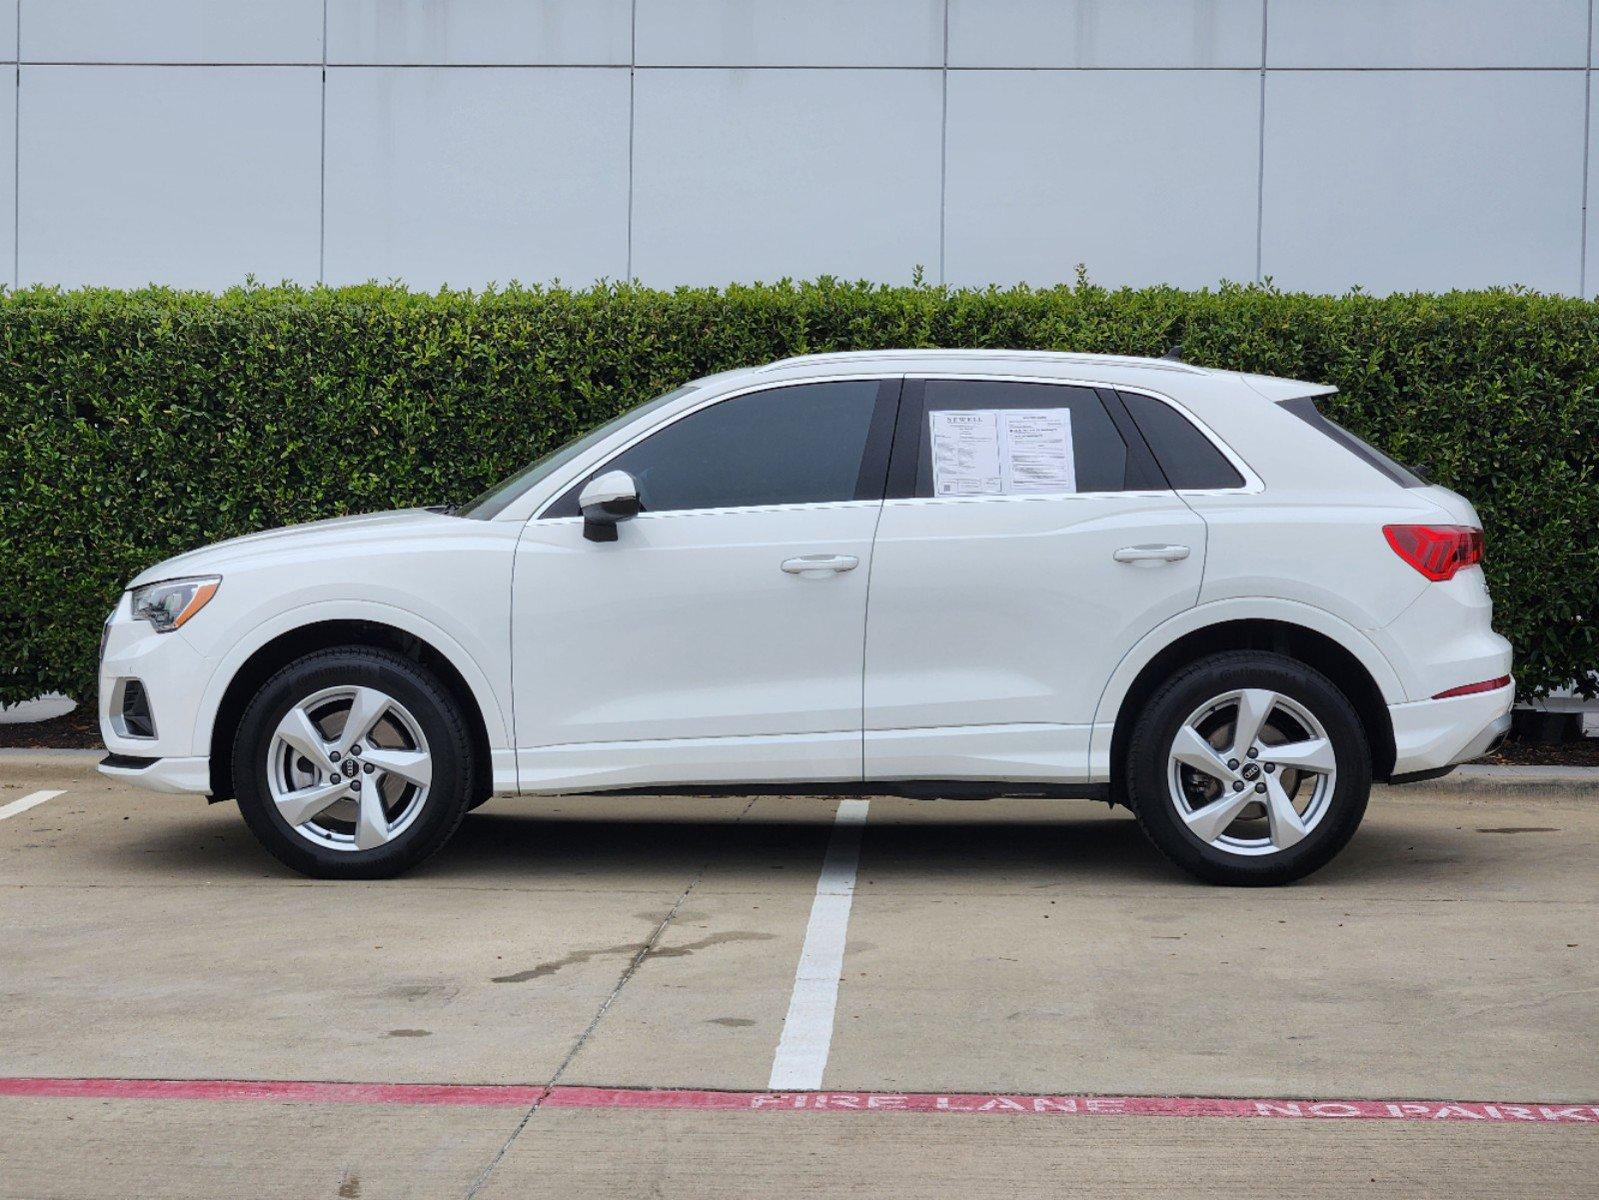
[
  {"left": 97, "top": 753, "right": 212, "bottom": 795},
  {"left": 1387, "top": 680, "right": 1515, "bottom": 780},
  {"left": 99, "top": 592, "right": 210, "bottom": 763}
]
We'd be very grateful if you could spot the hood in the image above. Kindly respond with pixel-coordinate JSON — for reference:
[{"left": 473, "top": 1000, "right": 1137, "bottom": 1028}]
[{"left": 129, "top": 508, "right": 454, "bottom": 588}]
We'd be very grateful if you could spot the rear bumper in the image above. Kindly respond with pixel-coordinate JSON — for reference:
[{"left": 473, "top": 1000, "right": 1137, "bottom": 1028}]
[
  {"left": 97, "top": 753, "right": 212, "bottom": 795},
  {"left": 1386, "top": 681, "right": 1514, "bottom": 780}
]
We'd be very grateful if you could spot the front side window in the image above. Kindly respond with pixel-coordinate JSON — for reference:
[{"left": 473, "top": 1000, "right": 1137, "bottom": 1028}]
[
  {"left": 547, "top": 380, "right": 888, "bottom": 517},
  {"left": 906, "top": 380, "right": 1136, "bottom": 498},
  {"left": 462, "top": 383, "right": 701, "bottom": 519}
]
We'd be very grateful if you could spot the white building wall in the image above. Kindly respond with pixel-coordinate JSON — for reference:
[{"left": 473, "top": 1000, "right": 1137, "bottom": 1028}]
[{"left": 6, "top": 0, "right": 1595, "bottom": 294}]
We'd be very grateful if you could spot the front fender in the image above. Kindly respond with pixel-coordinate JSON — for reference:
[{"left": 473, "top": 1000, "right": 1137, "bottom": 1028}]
[{"left": 188, "top": 599, "right": 512, "bottom": 754}]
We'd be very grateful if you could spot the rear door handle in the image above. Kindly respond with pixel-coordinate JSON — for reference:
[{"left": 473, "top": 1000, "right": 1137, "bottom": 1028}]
[
  {"left": 781, "top": 554, "right": 859, "bottom": 578},
  {"left": 1113, "top": 544, "right": 1191, "bottom": 563}
]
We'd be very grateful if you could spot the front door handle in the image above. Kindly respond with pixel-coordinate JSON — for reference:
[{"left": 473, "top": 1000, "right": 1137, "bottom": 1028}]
[
  {"left": 1113, "top": 544, "right": 1191, "bottom": 563},
  {"left": 781, "top": 554, "right": 860, "bottom": 578}
]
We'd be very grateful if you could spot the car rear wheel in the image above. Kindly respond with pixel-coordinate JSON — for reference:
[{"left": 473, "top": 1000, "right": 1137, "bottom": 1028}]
[
  {"left": 1126, "top": 651, "right": 1371, "bottom": 885},
  {"left": 233, "top": 647, "right": 475, "bottom": 879}
]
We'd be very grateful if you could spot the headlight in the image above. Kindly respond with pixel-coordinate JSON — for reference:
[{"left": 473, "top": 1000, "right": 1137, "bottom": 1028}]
[{"left": 129, "top": 576, "right": 221, "bottom": 633}]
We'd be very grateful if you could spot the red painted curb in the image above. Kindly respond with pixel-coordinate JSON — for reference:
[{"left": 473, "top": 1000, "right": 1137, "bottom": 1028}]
[
  {"left": 1, "top": 1078, "right": 1595, "bottom": 1123},
  {"left": 544, "top": 1087, "right": 1599, "bottom": 1123},
  {"left": 0, "top": 1078, "right": 547, "bottom": 1108}
]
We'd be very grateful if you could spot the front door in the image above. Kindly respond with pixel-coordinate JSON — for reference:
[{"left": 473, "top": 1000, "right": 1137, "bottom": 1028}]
[
  {"left": 512, "top": 378, "right": 899, "bottom": 792},
  {"left": 863, "top": 377, "right": 1207, "bottom": 783}
]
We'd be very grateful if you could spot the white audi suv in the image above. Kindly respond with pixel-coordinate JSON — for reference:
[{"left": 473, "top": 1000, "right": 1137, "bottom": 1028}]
[{"left": 98, "top": 351, "right": 1513, "bottom": 884}]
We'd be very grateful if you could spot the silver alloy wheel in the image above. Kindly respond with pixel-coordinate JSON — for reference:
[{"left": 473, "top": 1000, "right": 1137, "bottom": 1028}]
[
  {"left": 266, "top": 685, "right": 432, "bottom": 852},
  {"left": 1166, "top": 688, "right": 1337, "bottom": 857}
]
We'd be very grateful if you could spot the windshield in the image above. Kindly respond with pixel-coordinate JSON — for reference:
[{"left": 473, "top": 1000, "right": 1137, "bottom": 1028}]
[{"left": 461, "top": 383, "right": 701, "bottom": 519}]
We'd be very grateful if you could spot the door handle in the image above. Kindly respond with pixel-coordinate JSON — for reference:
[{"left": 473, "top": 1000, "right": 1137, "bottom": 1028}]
[
  {"left": 1113, "top": 544, "right": 1191, "bottom": 563},
  {"left": 781, "top": 554, "right": 860, "bottom": 578}
]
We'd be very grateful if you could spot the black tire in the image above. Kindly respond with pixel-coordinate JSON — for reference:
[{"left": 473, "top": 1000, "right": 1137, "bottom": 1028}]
[
  {"left": 233, "top": 646, "right": 476, "bottom": 879},
  {"left": 1125, "top": 651, "right": 1371, "bottom": 886}
]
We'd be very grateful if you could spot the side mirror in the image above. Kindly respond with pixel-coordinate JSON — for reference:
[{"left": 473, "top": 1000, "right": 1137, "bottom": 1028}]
[{"left": 578, "top": 470, "right": 641, "bottom": 542}]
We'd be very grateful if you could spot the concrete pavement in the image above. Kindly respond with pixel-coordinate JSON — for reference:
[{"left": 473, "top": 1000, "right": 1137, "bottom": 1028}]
[{"left": 0, "top": 753, "right": 1594, "bottom": 1197}]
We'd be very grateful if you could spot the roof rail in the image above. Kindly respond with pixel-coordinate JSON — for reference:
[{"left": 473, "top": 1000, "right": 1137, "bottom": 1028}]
[{"left": 755, "top": 348, "right": 1209, "bottom": 375}]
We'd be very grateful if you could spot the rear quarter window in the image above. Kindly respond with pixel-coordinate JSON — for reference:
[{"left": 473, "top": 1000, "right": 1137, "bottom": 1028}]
[{"left": 1118, "top": 391, "right": 1245, "bottom": 490}]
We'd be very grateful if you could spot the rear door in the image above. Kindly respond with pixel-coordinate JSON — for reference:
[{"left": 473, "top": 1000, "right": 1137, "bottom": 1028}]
[{"left": 862, "top": 377, "right": 1207, "bottom": 783}]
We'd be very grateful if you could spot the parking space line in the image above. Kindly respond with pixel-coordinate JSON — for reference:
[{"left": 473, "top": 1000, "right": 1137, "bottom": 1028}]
[
  {"left": 769, "top": 797, "right": 869, "bottom": 1091},
  {"left": 0, "top": 790, "right": 65, "bottom": 821},
  {"left": 2, "top": 1078, "right": 1595, "bottom": 1123}
]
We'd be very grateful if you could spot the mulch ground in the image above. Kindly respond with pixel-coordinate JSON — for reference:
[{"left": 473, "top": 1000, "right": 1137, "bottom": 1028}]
[
  {"left": 4, "top": 707, "right": 1596, "bottom": 766},
  {"left": 1481, "top": 736, "right": 1599, "bottom": 767},
  {"left": 0, "top": 708, "right": 101, "bottom": 750}
]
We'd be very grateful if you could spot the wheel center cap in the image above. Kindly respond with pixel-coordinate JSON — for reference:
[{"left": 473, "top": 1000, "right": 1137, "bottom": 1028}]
[
  {"left": 341, "top": 759, "right": 359, "bottom": 779},
  {"left": 1241, "top": 763, "right": 1261, "bottom": 781}
]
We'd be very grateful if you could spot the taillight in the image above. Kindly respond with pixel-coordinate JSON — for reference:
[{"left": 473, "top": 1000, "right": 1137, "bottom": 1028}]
[{"left": 1383, "top": 524, "right": 1483, "bottom": 581}]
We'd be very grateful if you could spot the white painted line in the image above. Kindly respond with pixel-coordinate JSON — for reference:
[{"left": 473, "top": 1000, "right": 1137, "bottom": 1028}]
[
  {"left": 0, "top": 790, "right": 65, "bottom": 821},
  {"left": 769, "top": 797, "right": 869, "bottom": 1091}
]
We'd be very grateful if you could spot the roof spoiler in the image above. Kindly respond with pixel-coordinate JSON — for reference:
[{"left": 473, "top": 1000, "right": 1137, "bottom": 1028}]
[{"left": 1236, "top": 374, "right": 1339, "bottom": 404}]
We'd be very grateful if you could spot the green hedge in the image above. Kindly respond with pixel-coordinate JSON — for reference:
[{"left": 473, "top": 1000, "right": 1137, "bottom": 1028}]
[{"left": 2, "top": 279, "right": 1594, "bottom": 707}]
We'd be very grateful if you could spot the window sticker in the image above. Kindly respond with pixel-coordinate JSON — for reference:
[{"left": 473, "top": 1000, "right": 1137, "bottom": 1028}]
[{"left": 929, "top": 408, "right": 1076, "bottom": 497}]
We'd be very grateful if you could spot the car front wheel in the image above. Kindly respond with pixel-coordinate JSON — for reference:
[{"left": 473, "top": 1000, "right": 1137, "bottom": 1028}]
[
  {"left": 233, "top": 646, "right": 475, "bottom": 879},
  {"left": 1126, "top": 651, "right": 1371, "bottom": 885}
]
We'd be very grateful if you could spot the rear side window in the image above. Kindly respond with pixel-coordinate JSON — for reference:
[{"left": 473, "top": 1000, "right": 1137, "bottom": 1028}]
[
  {"left": 546, "top": 380, "right": 887, "bottom": 516},
  {"left": 1280, "top": 396, "right": 1429, "bottom": 488},
  {"left": 906, "top": 380, "right": 1136, "bottom": 497},
  {"left": 1119, "top": 391, "right": 1245, "bottom": 490}
]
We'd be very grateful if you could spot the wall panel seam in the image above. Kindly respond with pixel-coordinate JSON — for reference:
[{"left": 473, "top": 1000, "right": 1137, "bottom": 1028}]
[
  {"left": 1582, "top": 0, "right": 1594, "bottom": 295},
  {"left": 318, "top": 0, "right": 327, "bottom": 284},
  {"left": 9, "top": 63, "right": 1591, "bottom": 73},
  {"left": 626, "top": 0, "right": 636, "bottom": 282},
  {"left": 11, "top": 0, "right": 18, "bottom": 288},
  {"left": 1256, "top": 0, "right": 1268, "bottom": 283},
  {"left": 938, "top": 0, "right": 948, "bottom": 285}
]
